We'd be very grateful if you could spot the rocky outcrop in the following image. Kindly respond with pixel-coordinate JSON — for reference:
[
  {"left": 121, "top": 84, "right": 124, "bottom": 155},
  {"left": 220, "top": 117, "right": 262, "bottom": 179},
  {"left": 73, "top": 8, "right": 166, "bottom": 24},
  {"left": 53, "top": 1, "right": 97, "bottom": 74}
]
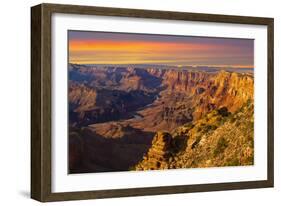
[
  {"left": 135, "top": 102, "right": 254, "bottom": 171},
  {"left": 135, "top": 132, "right": 172, "bottom": 170}
]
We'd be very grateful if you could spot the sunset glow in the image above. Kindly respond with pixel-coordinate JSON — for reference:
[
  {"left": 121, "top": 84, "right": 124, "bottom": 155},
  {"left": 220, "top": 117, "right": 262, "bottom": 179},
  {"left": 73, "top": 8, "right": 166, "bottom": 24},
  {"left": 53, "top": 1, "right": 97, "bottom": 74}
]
[{"left": 68, "top": 31, "right": 254, "bottom": 67}]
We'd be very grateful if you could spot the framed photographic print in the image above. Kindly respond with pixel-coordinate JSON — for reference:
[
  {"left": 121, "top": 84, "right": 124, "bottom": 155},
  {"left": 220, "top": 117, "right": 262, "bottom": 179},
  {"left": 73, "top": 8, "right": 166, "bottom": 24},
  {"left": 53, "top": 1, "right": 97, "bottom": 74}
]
[{"left": 31, "top": 3, "right": 274, "bottom": 202}]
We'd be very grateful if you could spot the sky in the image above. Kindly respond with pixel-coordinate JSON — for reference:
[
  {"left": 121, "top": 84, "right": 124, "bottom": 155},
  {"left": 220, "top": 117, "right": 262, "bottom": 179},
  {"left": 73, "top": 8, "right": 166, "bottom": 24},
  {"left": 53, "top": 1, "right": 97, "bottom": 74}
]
[{"left": 68, "top": 30, "right": 254, "bottom": 68}]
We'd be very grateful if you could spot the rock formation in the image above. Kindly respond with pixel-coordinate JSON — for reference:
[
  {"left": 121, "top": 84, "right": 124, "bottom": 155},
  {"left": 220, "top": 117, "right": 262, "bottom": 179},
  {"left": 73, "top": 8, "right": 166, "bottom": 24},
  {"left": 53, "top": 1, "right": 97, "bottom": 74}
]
[
  {"left": 135, "top": 132, "right": 172, "bottom": 170},
  {"left": 135, "top": 102, "right": 254, "bottom": 170}
]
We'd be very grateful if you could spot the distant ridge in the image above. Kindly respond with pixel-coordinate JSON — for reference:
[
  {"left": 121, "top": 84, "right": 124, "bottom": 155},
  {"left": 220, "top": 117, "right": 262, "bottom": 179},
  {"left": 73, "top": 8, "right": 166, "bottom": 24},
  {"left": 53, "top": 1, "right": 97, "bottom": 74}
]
[{"left": 69, "top": 63, "right": 253, "bottom": 73}]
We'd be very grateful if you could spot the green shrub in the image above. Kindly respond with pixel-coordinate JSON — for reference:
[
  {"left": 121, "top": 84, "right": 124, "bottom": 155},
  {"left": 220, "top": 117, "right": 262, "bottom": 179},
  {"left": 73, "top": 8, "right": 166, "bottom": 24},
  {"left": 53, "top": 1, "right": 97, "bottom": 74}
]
[
  {"left": 218, "top": 107, "right": 230, "bottom": 117},
  {"left": 224, "top": 158, "right": 240, "bottom": 166},
  {"left": 197, "top": 127, "right": 202, "bottom": 132},
  {"left": 204, "top": 124, "right": 218, "bottom": 133},
  {"left": 249, "top": 121, "right": 254, "bottom": 129},
  {"left": 183, "top": 123, "right": 194, "bottom": 130},
  {"left": 246, "top": 155, "right": 254, "bottom": 164},
  {"left": 213, "top": 137, "right": 228, "bottom": 157},
  {"left": 191, "top": 136, "right": 201, "bottom": 149},
  {"left": 171, "top": 136, "right": 187, "bottom": 153},
  {"left": 229, "top": 114, "right": 236, "bottom": 123},
  {"left": 235, "top": 120, "right": 241, "bottom": 127}
]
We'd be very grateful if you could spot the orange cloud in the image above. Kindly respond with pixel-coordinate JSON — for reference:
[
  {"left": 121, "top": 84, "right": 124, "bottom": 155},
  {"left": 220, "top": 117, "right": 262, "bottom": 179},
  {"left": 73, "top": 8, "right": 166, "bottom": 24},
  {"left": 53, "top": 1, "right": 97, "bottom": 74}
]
[{"left": 69, "top": 40, "right": 216, "bottom": 53}]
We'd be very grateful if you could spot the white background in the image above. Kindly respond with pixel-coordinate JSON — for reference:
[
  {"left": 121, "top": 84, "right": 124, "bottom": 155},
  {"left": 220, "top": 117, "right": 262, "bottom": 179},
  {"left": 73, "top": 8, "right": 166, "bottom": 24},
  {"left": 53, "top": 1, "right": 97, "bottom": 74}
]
[
  {"left": 52, "top": 13, "right": 267, "bottom": 192},
  {"left": 0, "top": 0, "right": 279, "bottom": 205}
]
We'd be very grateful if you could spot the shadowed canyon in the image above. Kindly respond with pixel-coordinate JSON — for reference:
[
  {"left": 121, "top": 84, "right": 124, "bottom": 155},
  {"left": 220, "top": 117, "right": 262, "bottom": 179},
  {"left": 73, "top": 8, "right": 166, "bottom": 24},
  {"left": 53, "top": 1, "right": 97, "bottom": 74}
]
[{"left": 68, "top": 64, "right": 254, "bottom": 173}]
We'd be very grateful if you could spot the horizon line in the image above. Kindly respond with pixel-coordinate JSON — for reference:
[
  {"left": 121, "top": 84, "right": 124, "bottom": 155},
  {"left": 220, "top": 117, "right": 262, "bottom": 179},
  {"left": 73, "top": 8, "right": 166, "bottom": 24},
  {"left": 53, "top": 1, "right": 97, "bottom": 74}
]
[{"left": 69, "top": 62, "right": 254, "bottom": 69}]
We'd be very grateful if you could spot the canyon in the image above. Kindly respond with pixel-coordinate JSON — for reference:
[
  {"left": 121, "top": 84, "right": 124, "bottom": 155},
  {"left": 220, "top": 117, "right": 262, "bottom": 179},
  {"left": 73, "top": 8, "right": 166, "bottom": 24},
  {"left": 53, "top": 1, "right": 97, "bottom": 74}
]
[{"left": 68, "top": 64, "right": 254, "bottom": 173}]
